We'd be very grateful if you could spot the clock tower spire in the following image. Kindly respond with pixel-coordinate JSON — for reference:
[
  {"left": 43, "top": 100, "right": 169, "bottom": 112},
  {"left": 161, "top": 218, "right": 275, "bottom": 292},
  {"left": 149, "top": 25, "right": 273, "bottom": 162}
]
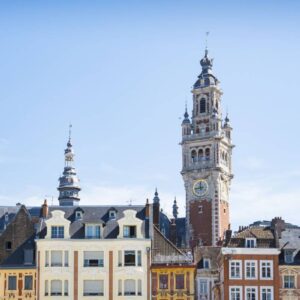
[{"left": 181, "top": 48, "right": 233, "bottom": 247}]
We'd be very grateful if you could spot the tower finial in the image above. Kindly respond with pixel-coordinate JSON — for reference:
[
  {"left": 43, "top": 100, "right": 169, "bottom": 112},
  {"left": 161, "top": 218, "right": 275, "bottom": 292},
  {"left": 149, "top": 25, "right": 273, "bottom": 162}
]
[
  {"left": 68, "top": 123, "right": 72, "bottom": 142},
  {"left": 205, "top": 31, "right": 209, "bottom": 51}
]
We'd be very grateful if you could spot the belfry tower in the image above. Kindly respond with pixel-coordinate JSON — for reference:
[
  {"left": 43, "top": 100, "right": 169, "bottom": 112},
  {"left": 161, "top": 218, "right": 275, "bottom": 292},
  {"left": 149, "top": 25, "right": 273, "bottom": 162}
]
[
  {"left": 57, "top": 126, "right": 81, "bottom": 206},
  {"left": 181, "top": 48, "right": 234, "bottom": 247}
]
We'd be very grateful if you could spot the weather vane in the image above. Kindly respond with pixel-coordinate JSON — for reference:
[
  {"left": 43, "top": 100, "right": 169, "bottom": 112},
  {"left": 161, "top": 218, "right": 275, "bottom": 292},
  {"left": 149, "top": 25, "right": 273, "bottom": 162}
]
[{"left": 205, "top": 31, "right": 210, "bottom": 50}]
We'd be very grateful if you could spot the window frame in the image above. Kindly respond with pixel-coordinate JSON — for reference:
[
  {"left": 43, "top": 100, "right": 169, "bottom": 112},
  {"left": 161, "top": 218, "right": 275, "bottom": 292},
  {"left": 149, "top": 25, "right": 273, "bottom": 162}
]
[
  {"left": 245, "top": 286, "right": 258, "bottom": 300},
  {"left": 283, "top": 275, "right": 295, "bottom": 289},
  {"left": 245, "top": 238, "right": 257, "bottom": 248},
  {"left": 244, "top": 260, "right": 257, "bottom": 280},
  {"left": 260, "top": 286, "right": 273, "bottom": 300},
  {"left": 8, "top": 275, "right": 17, "bottom": 290},
  {"left": 24, "top": 275, "right": 33, "bottom": 290},
  {"left": 229, "top": 286, "right": 242, "bottom": 300},
  {"left": 260, "top": 260, "right": 273, "bottom": 280},
  {"left": 229, "top": 260, "right": 242, "bottom": 280},
  {"left": 51, "top": 226, "right": 64, "bottom": 239}
]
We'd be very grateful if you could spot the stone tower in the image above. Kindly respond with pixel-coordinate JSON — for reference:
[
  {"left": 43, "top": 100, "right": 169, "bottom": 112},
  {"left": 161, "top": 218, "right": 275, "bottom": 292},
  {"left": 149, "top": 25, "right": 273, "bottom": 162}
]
[
  {"left": 181, "top": 49, "right": 234, "bottom": 247},
  {"left": 57, "top": 126, "right": 81, "bottom": 206}
]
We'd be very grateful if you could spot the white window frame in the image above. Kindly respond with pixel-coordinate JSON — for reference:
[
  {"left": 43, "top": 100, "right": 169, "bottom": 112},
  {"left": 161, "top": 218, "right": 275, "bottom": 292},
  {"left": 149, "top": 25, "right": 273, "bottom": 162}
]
[
  {"left": 244, "top": 260, "right": 257, "bottom": 280},
  {"left": 245, "top": 286, "right": 257, "bottom": 300},
  {"left": 245, "top": 238, "right": 256, "bottom": 248},
  {"left": 283, "top": 275, "right": 295, "bottom": 289},
  {"left": 260, "top": 286, "right": 273, "bottom": 300},
  {"left": 229, "top": 286, "right": 242, "bottom": 300},
  {"left": 229, "top": 260, "right": 242, "bottom": 280},
  {"left": 260, "top": 260, "right": 273, "bottom": 280}
]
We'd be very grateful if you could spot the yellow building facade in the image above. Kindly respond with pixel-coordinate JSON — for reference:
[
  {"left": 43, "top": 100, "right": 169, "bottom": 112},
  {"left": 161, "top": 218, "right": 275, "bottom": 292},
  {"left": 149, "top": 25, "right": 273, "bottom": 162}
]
[
  {"left": 151, "top": 265, "right": 195, "bottom": 300},
  {"left": 0, "top": 268, "right": 36, "bottom": 300}
]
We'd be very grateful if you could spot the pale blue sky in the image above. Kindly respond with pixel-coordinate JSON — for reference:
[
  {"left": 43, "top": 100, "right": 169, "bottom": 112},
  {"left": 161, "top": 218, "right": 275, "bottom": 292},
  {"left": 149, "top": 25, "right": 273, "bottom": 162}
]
[{"left": 0, "top": 1, "right": 299, "bottom": 229}]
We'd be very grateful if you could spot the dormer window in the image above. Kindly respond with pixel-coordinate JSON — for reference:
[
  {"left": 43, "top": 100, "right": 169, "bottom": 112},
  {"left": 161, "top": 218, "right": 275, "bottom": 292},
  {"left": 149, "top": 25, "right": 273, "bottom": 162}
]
[
  {"left": 203, "top": 258, "right": 210, "bottom": 269},
  {"left": 245, "top": 238, "right": 256, "bottom": 248},
  {"left": 123, "top": 225, "right": 136, "bottom": 238},
  {"left": 5, "top": 241, "right": 12, "bottom": 251},
  {"left": 51, "top": 226, "right": 64, "bottom": 239},
  {"left": 109, "top": 211, "right": 116, "bottom": 220},
  {"left": 4, "top": 213, "right": 9, "bottom": 222},
  {"left": 85, "top": 225, "right": 101, "bottom": 239},
  {"left": 284, "top": 249, "right": 294, "bottom": 264},
  {"left": 75, "top": 211, "right": 83, "bottom": 220}
]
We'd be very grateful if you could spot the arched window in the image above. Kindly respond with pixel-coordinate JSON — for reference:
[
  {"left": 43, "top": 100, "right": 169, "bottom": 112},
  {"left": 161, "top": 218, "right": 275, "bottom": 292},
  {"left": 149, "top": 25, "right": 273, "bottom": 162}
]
[
  {"left": 200, "top": 98, "right": 206, "bottom": 113},
  {"left": 195, "top": 127, "right": 200, "bottom": 134},
  {"left": 205, "top": 148, "right": 210, "bottom": 160},
  {"left": 206, "top": 126, "right": 210, "bottom": 132},
  {"left": 191, "top": 150, "right": 197, "bottom": 163},
  {"left": 198, "top": 149, "right": 204, "bottom": 160}
]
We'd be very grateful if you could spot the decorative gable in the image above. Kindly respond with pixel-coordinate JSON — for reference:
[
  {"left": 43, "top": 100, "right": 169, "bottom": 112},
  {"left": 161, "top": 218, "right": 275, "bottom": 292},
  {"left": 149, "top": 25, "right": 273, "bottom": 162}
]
[
  {"left": 45, "top": 210, "right": 70, "bottom": 239},
  {"left": 117, "top": 209, "right": 143, "bottom": 239}
]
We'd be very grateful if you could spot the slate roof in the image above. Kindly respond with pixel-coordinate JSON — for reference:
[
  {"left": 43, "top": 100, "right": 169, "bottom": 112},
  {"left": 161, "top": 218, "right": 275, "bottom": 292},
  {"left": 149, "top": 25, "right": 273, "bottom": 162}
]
[
  {"left": 194, "top": 246, "right": 221, "bottom": 270},
  {"left": 279, "top": 227, "right": 300, "bottom": 265},
  {"left": 228, "top": 226, "right": 276, "bottom": 248},
  {"left": 38, "top": 205, "right": 149, "bottom": 239}
]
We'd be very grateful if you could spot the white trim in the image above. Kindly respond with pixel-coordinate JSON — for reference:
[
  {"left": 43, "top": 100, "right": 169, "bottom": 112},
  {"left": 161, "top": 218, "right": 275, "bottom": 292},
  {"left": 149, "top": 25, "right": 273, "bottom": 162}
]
[
  {"left": 260, "top": 260, "right": 273, "bottom": 280},
  {"left": 222, "top": 248, "right": 280, "bottom": 255},
  {"left": 229, "top": 260, "right": 242, "bottom": 280},
  {"left": 260, "top": 286, "right": 274, "bottom": 300},
  {"left": 244, "top": 260, "right": 257, "bottom": 280},
  {"left": 229, "top": 286, "right": 243, "bottom": 300},
  {"left": 245, "top": 286, "right": 258, "bottom": 300}
]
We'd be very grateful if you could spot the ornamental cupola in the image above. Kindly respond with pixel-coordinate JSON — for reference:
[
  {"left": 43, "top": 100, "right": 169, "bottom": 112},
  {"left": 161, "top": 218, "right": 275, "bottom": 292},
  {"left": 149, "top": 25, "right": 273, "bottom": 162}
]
[
  {"left": 181, "top": 105, "right": 191, "bottom": 136},
  {"left": 193, "top": 48, "right": 219, "bottom": 89},
  {"left": 57, "top": 125, "right": 81, "bottom": 206},
  {"left": 223, "top": 113, "right": 232, "bottom": 140}
]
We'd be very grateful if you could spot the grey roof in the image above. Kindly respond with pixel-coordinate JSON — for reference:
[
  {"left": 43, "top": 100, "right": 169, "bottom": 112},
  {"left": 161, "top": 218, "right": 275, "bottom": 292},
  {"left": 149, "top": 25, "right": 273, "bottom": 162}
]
[{"left": 38, "top": 205, "right": 149, "bottom": 239}]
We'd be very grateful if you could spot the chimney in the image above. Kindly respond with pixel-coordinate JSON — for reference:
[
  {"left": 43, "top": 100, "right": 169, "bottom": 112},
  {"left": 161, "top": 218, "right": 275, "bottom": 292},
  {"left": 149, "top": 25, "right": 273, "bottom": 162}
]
[
  {"left": 224, "top": 229, "right": 232, "bottom": 246},
  {"left": 145, "top": 199, "right": 150, "bottom": 219},
  {"left": 41, "top": 199, "right": 48, "bottom": 219},
  {"left": 271, "top": 217, "right": 285, "bottom": 240}
]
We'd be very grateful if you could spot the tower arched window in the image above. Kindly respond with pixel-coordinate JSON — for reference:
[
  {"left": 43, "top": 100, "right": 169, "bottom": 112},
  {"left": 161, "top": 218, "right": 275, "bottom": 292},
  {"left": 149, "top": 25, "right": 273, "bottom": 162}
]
[
  {"left": 200, "top": 98, "right": 206, "bottom": 113},
  {"left": 191, "top": 150, "right": 197, "bottom": 163},
  {"left": 205, "top": 148, "right": 210, "bottom": 160},
  {"left": 198, "top": 149, "right": 204, "bottom": 161}
]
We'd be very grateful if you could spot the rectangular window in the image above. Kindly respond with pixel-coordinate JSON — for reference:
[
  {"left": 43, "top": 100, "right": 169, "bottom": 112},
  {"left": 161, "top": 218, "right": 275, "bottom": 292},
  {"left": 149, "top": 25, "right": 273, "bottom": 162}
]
[
  {"left": 260, "top": 261, "right": 273, "bottom": 279},
  {"left": 261, "top": 287, "right": 273, "bottom": 300},
  {"left": 84, "top": 251, "right": 104, "bottom": 267},
  {"left": 24, "top": 249, "right": 34, "bottom": 265},
  {"left": 175, "top": 274, "right": 184, "bottom": 289},
  {"left": 45, "top": 251, "right": 49, "bottom": 267},
  {"left": 64, "top": 280, "right": 68, "bottom": 296},
  {"left": 51, "top": 226, "right": 64, "bottom": 238},
  {"left": 124, "top": 279, "right": 135, "bottom": 295},
  {"left": 284, "top": 275, "right": 295, "bottom": 288},
  {"left": 118, "top": 280, "right": 122, "bottom": 296},
  {"left": 230, "top": 260, "right": 242, "bottom": 279},
  {"left": 24, "top": 275, "right": 33, "bottom": 290},
  {"left": 245, "top": 260, "right": 257, "bottom": 279},
  {"left": 8, "top": 276, "right": 17, "bottom": 290},
  {"left": 159, "top": 274, "right": 168, "bottom": 289},
  {"left": 85, "top": 225, "right": 101, "bottom": 239},
  {"left": 64, "top": 251, "right": 69, "bottom": 267},
  {"left": 45, "top": 280, "right": 49, "bottom": 296},
  {"left": 229, "top": 286, "right": 242, "bottom": 300},
  {"left": 123, "top": 225, "right": 136, "bottom": 238},
  {"left": 199, "top": 279, "right": 208, "bottom": 297},
  {"left": 83, "top": 280, "right": 104, "bottom": 296},
  {"left": 284, "top": 250, "right": 294, "bottom": 264},
  {"left": 137, "top": 250, "right": 142, "bottom": 266},
  {"left": 245, "top": 238, "right": 256, "bottom": 248},
  {"left": 124, "top": 250, "right": 136, "bottom": 266},
  {"left": 245, "top": 287, "right": 257, "bottom": 300},
  {"left": 51, "top": 280, "right": 62, "bottom": 296},
  {"left": 203, "top": 258, "right": 210, "bottom": 269},
  {"left": 137, "top": 279, "right": 142, "bottom": 296},
  {"left": 118, "top": 250, "right": 122, "bottom": 266},
  {"left": 51, "top": 250, "right": 63, "bottom": 267}
]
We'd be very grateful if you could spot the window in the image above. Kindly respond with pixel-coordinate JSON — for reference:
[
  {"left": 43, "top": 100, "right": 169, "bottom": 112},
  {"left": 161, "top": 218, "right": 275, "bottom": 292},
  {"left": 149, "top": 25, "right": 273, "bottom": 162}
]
[
  {"left": 85, "top": 225, "right": 101, "bottom": 239},
  {"left": 45, "top": 280, "right": 49, "bottom": 296},
  {"left": 205, "top": 148, "right": 210, "bottom": 160},
  {"left": 175, "top": 274, "right": 184, "bottom": 289},
  {"left": 5, "top": 241, "right": 12, "bottom": 251},
  {"left": 83, "top": 280, "right": 104, "bottom": 296},
  {"left": 109, "top": 210, "right": 116, "bottom": 219},
  {"left": 159, "top": 274, "right": 168, "bottom": 289},
  {"left": 64, "top": 280, "right": 68, "bottom": 296},
  {"left": 137, "top": 279, "right": 142, "bottom": 296},
  {"left": 8, "top": 276, "right": 17, "bottom": 290},
  {"left": 260, "top": 261, "right": 273, "bottom": 279},
  {"left": 124, "top": 279, "right": 135, "bottom": 295},
  {"left": 45, "top": 251, "right": 49, "bottom": 267},
  {"left": 284, "top": 275, "right": 295, "bottom": 288},
  {"left": 51, "top": 226, "right": 64, "bottom": 238},
  {"left": 24, "top": 275, "right": 33, "bottom": 290},
  {"left": 198, "top": 149, "right": 204, "bottom": 160},
  {"left": 229, "top": 286, "right": 242, "bottom": 300},
  {"left": 24, "top": 249, "right": 34, "bottom": 265},
  {"left": 198, "top": 206, "right": 203, "bottom": 214},
  {"left": 200, "top": 98, "right": 206, "bottom": 113},
  {"left": 84, "top": 251, "right": 104, "bottom": 267},
  {"left": 261, "top": 287, "right": 273, "bottom": 300},
  {"left": 64, "top": 251, "right": 69, "bottom": 267},
  {"left": 51, "top": 280, "right": 62, "bottom": 296},
  {"left": 118, "top": 280, "right": 122, "bottom": 296},
  {"left": 245, "top": 287, "right": 257, "bottom": 300},
  {"left": 51, "top": 250, "right": 63, "bottom": 267},
  {"left": 123, "top": 225, "right": 136, "bottom": 238},
  {"left": 118, "top": 250, "right": 122, "bottom": 266},
  {"left": 75, "top": 211, "right": 83, "bottom": 220},
  {"left": 245, "top": 238, "right": 256, "bottom": 248},
  {"left": 137, "top": 250, "right": 142, "bottom": 266},
  {"left": 230, "top": 260, "right": 242, "bottom": 279},
  {"left": 203, "top": 258, "right": 210, "bottom": 269},
  {"left": 124, "top": 251, "right": 136, "bottom": 266},
  {"left": 199, "top": 279, "right": 208, "bottom": 297},
  {"left": 284, "top": 250, "right": 294, "bottom": 264},
  {"left": 245, "top": 261, "right": 257, "bottom": 279}
]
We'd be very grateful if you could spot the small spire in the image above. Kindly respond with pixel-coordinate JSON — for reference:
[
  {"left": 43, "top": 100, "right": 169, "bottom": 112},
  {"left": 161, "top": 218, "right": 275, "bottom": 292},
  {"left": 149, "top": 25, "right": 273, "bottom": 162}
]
[
  {"left": 173, "top": 197, "right": 178, "bottom": 219},
  {"left": 153, "top": 188, "right": 160, "bottom": 204},
  {"left": 68, "top": 124, "right": 72, "bottom": 145},
  {"left": 182, "top": 102, "right": 191, "bottom": 125}
]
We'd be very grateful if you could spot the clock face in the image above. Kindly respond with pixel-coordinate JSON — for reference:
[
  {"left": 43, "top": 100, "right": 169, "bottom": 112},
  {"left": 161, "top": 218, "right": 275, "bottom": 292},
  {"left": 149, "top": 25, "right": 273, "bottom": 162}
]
[{"left": 193, "top": 179, "right": 209, "bottom": 197}]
